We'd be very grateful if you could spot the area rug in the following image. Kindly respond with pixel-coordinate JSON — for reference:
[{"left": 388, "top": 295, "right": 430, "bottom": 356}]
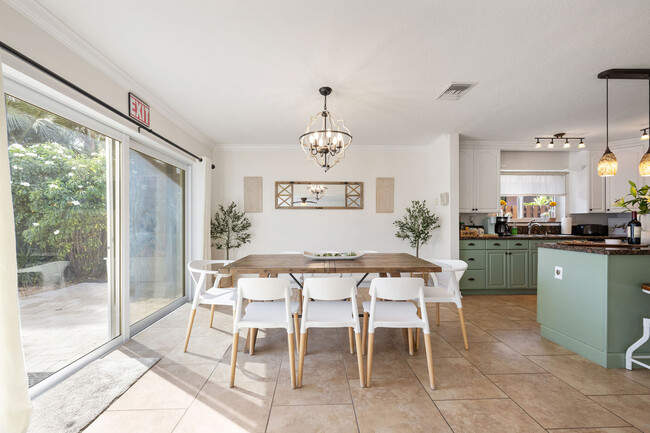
[{"left": 27, "top": 356, "right": 159, "bottom": 433}]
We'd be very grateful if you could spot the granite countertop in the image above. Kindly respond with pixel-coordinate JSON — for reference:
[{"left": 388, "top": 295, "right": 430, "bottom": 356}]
[
  {"left": 459, "top": 235, "right": 622, "bottom": 240},
  {"left": 538, "top": 242, "right": 650, "bottom": 255}
]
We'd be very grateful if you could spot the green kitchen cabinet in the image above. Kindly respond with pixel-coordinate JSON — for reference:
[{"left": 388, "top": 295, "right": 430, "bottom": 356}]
[
  {"left": 508, "top": 250, "right": 529, "bottom": 288},
  {"left": 530, "top": 250, "right": 538, "bottom": 289},
  {"left": 486, "top": 251, "right": 507, "bottom": 289}
]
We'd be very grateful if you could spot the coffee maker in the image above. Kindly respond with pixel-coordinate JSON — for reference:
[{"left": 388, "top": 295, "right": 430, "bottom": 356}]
[{"left": 494, "top": 216, "right": 510, "bottom": 237}]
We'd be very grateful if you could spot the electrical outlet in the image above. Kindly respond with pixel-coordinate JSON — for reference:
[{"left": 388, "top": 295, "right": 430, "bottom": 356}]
[{"left": 555, "top": 266, "right": 563, "bottom": 280}]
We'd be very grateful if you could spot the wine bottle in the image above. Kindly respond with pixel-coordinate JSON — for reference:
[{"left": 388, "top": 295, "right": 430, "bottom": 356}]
[{"left": 627, "top": 211, "right": 642, "bottom": 244}]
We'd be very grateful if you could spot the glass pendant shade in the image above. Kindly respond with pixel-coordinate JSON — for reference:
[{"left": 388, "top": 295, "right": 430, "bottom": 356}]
[
  {"left": 598, "top": 147, "right": 618, "bottom": 176},
  {"left": 299, "top": 87, "right": 352, "bottom": 172},
  {"left": 642, "top": 129, "right": 649, "bottom": 140}
]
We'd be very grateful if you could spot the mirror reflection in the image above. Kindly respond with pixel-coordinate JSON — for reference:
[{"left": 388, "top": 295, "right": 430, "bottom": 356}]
[{"left": 275, "top": 181, "right": 363, "bottom": 209}]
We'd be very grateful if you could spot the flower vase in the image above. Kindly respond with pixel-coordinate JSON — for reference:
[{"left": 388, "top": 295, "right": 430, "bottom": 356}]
[{"left": 640, "top": 214, "right": 650, "bottom": 245}]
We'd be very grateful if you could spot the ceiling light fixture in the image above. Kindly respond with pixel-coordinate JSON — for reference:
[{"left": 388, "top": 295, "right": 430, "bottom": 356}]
[
  {"left": 308, "top": 184, "right": 327, "bottom": 201},
  {"left": 597, "top": 69, "right": 650, "bottom": 176},
  {"left": 299, "top": 87, "right": 352, "bottom": 172},
  {"left": 533, "top": 133, "right": 584, "bottom": 150},
  {"left": 640, "top": 79, "right": 650, "bottom": 176},
  {"left": 641, "top": 128, "right": 649, "bottom": 141}
]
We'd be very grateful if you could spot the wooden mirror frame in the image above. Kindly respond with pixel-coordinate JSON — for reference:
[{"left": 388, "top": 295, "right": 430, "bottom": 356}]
[{"left": 275, "top": 181, "right": 364, "bottom": 210}]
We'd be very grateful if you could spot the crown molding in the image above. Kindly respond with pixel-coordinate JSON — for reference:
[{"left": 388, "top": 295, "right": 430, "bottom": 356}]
[
  {"left": 213, "top": 143, "right": 429, "bottom": 152},
  {"left": 4, "top": 0, "right": 211, "bottom": 147}
]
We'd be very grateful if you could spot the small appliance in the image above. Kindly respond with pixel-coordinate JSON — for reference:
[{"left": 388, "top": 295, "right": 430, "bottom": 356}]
[{"left": 494, "top": 217, "right": 510, "bottom": 237}]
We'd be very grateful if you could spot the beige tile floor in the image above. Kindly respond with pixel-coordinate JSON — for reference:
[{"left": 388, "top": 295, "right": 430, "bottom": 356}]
[{"left": 84, "top": 293, "right": 650, "bottom": 433}]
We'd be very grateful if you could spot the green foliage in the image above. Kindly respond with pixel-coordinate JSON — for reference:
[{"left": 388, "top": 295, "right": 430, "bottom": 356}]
[
  {"left": 613, "top": 181, "right": 650, "bottom": 214},
  {"left": 210, "top": 202, "right": 252, "bottom": 259},
  {"left": 393, "top": 200, "right": 440, "bottom": 257},
  {"left": 523, "top": 195, "right": 551, "bottom": 206},
  {"left": 9, "top": 142, "right": 107, "bottom": 280}
]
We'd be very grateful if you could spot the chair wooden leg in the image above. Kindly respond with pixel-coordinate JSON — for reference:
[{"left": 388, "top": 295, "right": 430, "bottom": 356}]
[
  {"left": 355, "top": 332, "right": 365, "bottom": 388},
  {"left": 436, "top": 303, "right": 440, "bottom": 326},
  {"left": 183, "top": 309, "right": 197, "bottom": 353},
  {"left": 424, "top": 332, "right": 436, "bottom": 390},
  {"left": 408, "top": 328, "right": 414, "bottom": 356},
  {"left": 298, "top": 332, "right": 307, "bottom": 388},
  {"left": 458, "top": 307, "right": 469, "bottom": 350},
  {"left": 288, "top": 332, "right": 296, "bottom": 389},
  {"left": 348, "top": 327, "right": 355, "bottom": 354},
  {"left": 209, "top": 305, "right": 216, "bottom": 328},
  {"left": 304, "top": 328, "right": 309, "bottom": 355},
  {"left": 250, "top": 328, "right": 258, "bottom": 355},
  {"left": 298, "top": 289, "right": 303, "bottom": 314},
  {"left": 402, "top": 328, "right": 410, "bottom": 351},
  {"left": 229, "top": 332, "right": 239, "bottom": 388},
  {"left": 362, "top": 313, "right": 369, "bottom": 355},
  {"left": 366, "top": 333, "right": 375, "bottom": 387},
  {"left": 415, "top": 307, "right": 421, "bottom": 352},
  {"left": 293, "top": 313, "right": 300, "bottom": 352}
]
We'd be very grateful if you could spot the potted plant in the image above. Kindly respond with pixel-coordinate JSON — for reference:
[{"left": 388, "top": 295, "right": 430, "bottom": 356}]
[
  {"left": 210, "top": 202, "right": 252, "bottom": 259},
  {"left": 613, "top": 181, "right": 650, "bottom": 244},
  {"left": 394, "top": 200, "right": 440, "bottom": 257}
]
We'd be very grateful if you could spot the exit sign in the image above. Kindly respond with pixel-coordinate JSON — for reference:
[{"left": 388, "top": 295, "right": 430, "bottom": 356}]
[{"left": 128, "top": 92, "right": 150, "bottom": 128}]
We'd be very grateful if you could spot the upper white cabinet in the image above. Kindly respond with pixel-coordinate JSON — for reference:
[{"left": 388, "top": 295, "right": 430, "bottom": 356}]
[
  {"left": 605, "top": 144, "right": 643, "bottom": 213},
  {"left": 569, "top": 143, "right": 644, "bottom": 214},
  {"left": 459, "top": 148, "right": 500, "bottom": 213}
]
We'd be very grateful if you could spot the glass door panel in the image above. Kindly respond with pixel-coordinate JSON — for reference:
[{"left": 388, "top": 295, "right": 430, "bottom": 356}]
[
  {"left": 128, "top": 148, "right": 185, "bottom": 325},
  {"left": 5, "top": 94, "right": 119, "bottom": 387}
]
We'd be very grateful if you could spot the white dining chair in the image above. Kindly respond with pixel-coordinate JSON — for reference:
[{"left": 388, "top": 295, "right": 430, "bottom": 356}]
[
  {"left": 298, "top": 277, "right": 365, "bottom": 388},
  {"left": 363, "top": 277, "right": 436, "bottom": 389},
  {"left": 184, "top": 260, "right": 236, "bottom": 352},
  {"left": 230, "top": 278, "right": 300, "bottom": 389},
  {"left": 418, "top": 259, "right": 469, "bottom": 350}
]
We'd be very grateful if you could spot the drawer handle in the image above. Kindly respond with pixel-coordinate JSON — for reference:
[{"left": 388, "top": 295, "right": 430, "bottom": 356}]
[
  {"left": 468, "top": 243, "right": 475, "bottom": 246},
  {"left": 493, "top": 243, "right": 501, "bottom": 246},
  {"left": 515, "top": 243, "right": 522, "bottom": 246},
  {"left": 468, "top": 278, "right": 475, "bottom": 281},
  {"left": 468, "top": 258, "right": 475, "bottom": 261}
]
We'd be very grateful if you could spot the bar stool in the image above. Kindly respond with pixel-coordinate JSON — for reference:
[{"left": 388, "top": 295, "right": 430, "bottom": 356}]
[{"left": 625, "top": 283, "right": 650, "bottom": 370}]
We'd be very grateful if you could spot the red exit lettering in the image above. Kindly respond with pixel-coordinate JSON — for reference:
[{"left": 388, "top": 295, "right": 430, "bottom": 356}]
[{"left": 128, "top": 93, "right": 150, "bottom": 127}]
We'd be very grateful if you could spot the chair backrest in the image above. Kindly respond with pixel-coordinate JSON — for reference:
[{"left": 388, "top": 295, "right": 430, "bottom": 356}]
[
  {"left": 187, "top": 259, "right": 233, "bottom": 291},
  {"left": 303, "top": 277, "right": 357, "bottom": 300},
  {"left": 370, "top": 277, "right": 425, "bottom": 301},
  {"left": 238, "top": 277, "right": 290, "bottom": 301}
]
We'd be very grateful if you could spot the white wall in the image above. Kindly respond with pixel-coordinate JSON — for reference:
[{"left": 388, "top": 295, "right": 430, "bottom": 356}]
[
  {"left": 212, "top": 142, "right": 458, "bottom": 259},
  {"left": 0, "top": 2, "right": 212, "bottom": 159},
  {"left": 501, "top": 151, "right": 569, "bottom": 171},
  {"left": 428, "top": 134, "right": 460, "bottom": 259}
]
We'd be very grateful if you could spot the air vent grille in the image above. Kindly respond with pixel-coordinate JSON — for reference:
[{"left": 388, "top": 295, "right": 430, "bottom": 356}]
[{"left": 436, "top": 82, "right": 477, "bottom": 100}]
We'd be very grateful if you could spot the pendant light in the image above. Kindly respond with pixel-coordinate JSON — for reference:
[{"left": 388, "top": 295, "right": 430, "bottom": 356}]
[
  {"left": 598, "top": 77, "right": 618, "bottom": 177},
  {"left": 639, "top": 79, "right": 650, "bottom": 176}
]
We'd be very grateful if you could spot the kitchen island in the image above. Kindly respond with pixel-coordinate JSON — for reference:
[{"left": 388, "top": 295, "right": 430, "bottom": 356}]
[{"left": 537, "top": 243, "right": 650, "bottom": 368}]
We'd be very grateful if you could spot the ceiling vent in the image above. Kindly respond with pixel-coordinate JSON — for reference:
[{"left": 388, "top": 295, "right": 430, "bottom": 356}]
[{"left": 435, "top": 82, "right": 477, "bottom": 101}]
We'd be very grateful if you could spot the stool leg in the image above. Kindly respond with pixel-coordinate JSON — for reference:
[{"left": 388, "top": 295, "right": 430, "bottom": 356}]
[{"left": 626, "top": 317, "right": 650, "bottom": 370}]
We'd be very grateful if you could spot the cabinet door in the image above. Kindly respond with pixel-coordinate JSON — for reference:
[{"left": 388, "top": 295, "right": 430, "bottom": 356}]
[
  {"left": 606, "top": 145, "right": 643, "bottom": 213},
  {"left": 589, "top": 150, "right": 606, "bottom": 212},
  {"left": 529, "top": 250, "right": 538, "bottom": 289},
  {"left": 459, "top": 149, "right": 474, "bottom": 212},
  {"left": 508, "top": 251, "right": 529, "bottom": 289},
  {"left": 486, "top": 251, "right": 507, "bottom": 289},
  {"left": 474, "top": 149, "right": 500, "bottom": 212}
]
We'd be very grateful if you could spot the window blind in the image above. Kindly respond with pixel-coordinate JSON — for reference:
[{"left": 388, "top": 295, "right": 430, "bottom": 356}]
[{"left": 500, "top": 174, "right": 566, "bottom": 196}]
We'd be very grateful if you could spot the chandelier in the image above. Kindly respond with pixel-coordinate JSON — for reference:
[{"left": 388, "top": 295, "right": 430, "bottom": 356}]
[
  {"left": 299, "top": 87, "right": 352, "bottom": 172},
  {"left": 534, "top": 132, "right": 585, "bottom": 149},
  {"left": 308, "top": 184, "right": 327, "bottom": 201}
]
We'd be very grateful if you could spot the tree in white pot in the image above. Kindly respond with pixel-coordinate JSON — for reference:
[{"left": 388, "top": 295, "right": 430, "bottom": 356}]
[
  {"left": 394, "top": 200, "right": 440, "bottom": 257},
  {"left": 210, "top": 202, "right": 251, "bottom": 259}
]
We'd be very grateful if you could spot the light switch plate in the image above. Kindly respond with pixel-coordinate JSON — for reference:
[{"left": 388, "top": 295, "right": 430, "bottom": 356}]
[
  {"left": 555, "top": 266, "right": 563, "bottom": 280},
  {"left": 440, "top": 192, "right": 449, "bottom": 206}
]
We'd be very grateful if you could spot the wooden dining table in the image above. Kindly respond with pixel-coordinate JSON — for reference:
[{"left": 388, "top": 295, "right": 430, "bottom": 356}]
[{"left": 220, "top": 252, "right": 443, "bottom": 287}]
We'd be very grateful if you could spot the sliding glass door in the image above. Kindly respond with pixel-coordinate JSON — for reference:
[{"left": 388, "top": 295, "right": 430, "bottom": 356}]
[
  {"left": 128, "top": 147, "right": 186, "bottom": 325},
  {"left": 5, "top": 93, "right": 120, "bottom": 387}
]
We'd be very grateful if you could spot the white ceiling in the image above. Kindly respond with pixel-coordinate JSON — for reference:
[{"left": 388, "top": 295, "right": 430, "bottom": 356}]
[{"left": 17, "top": 1, "right": 650, "bottom": 147}]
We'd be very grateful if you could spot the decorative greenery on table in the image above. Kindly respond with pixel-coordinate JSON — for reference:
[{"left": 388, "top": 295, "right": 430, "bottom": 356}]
[
  {"left": 613, "top": 181, "right": 650, "bottom": 214},
  {"left": 313, "top": 252, "right": 357, "bottom": 257},
  {"left": 210, "top": 202, "right": 252, "bottom": 259},
  {"left": 394, "top": 200, "right": 440, "bottom": 257}
]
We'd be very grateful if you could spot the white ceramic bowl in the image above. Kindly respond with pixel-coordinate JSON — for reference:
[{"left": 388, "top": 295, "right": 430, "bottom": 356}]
[{"left": 604, "top": 239, "right": 623, "bottom": 245}]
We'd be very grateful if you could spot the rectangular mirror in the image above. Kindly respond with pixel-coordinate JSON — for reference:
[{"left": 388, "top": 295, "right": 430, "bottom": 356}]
[{"left": 275, "top": 181, "right": 363, "bottom": 209}]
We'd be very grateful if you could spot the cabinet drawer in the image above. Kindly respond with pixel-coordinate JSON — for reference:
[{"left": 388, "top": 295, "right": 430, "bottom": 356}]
[
  {"left": 460, "top": 240, "right": 486, "bottom": 250},
  {"left": 460, "top": 270, "right": 486, "bottom": 290},
  {"left": 507, "top": 239, "right": 529, "bottom": 250},
  {"left": 486, "top": 240, "right": 507, "bottom": 250},
  {"left": 460, "top": 250, "right": 486, "bottom": 270}
]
